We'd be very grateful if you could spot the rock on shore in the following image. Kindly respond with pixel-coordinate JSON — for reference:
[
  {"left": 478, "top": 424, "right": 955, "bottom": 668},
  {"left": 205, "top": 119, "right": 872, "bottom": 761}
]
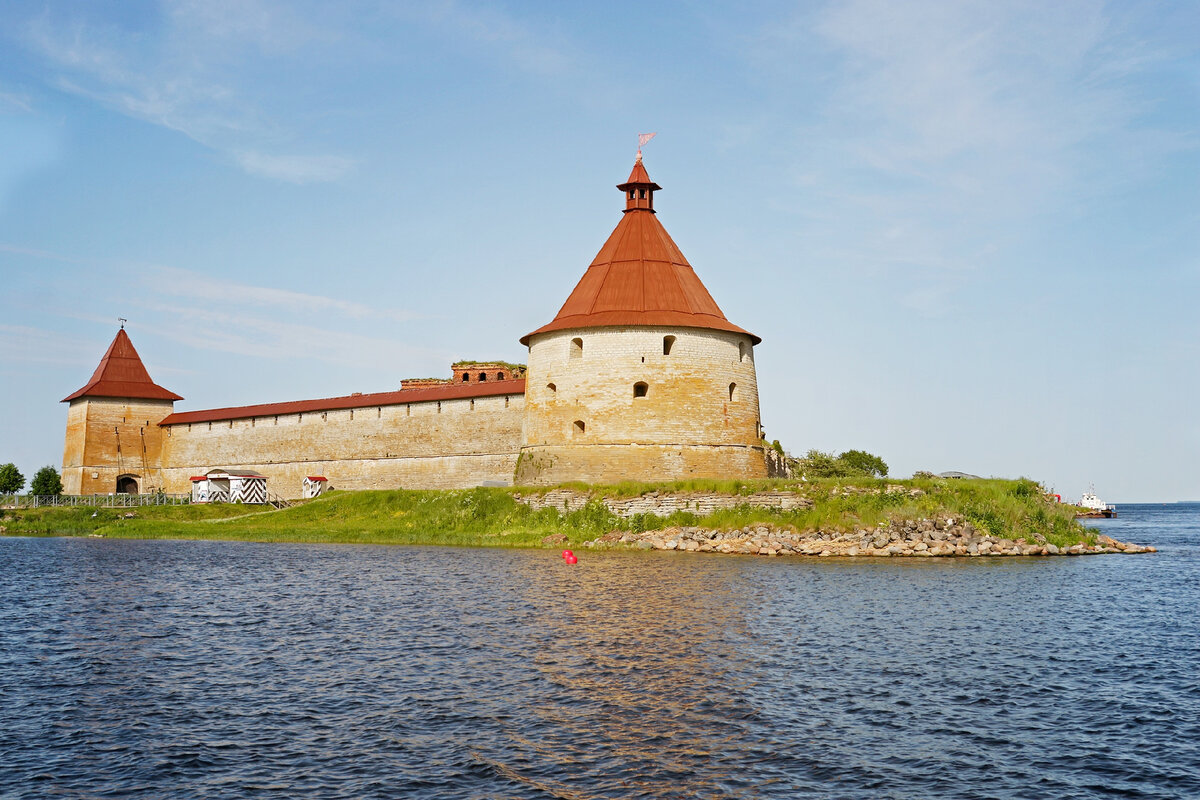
[{"left": 582, "top": 517, "right": 1155, "bottom": 557}]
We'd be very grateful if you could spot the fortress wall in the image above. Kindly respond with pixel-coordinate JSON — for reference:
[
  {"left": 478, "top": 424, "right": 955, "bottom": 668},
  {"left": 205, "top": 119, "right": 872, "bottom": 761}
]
[
  {"left": 61, "top": 398, "right": 176, "bottom": 495},
  {"left": 517, "top": 327, "right": 766, "bottom": 484},
  {"left": 159, "top": 392, "right": 525, "bottom": 498},
  {"left": 516, "top": 444, "right": 768, "bottom": 486}
]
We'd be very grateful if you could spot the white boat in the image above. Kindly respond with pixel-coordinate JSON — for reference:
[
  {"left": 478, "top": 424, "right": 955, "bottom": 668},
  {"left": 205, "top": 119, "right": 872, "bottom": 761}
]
[{"left": 1078, "top": 487, "right": 1117, "bottom": 518}]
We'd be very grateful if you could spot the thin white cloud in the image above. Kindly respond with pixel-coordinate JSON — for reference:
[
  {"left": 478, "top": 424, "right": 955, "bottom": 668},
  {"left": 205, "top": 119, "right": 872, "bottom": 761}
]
[
  {"left": 137, "top": 302, "right": 441, "bottom": 370},
  {"left": 165, "top": 0, "right": 328, "bottom": 55},
  {"left": 743, "top": 0, "right": 1183, "bottom": 293},
  {"left": 24, "top": 6, "right": 352, "bottom": 183},
  {"left": 233, "top": 150, "right": 356, "bottom": 183},
  {"left": 148, "top": 265, "right": 411, "bottom": 320},
  {"left": 0, "top": 90, "right": 32, "bottom": 113},
  {"left": 417, "top": 0, "right": 574, "bottom": 77},
  {"left": 0, "top": 324, "right": 98, "bottom": 368},
  {"left": 0, "top": 242, "right": 82, "bottom": 264}
]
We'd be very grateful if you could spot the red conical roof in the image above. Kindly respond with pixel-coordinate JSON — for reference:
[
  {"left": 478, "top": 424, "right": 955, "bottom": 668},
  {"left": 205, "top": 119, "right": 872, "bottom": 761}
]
[
  {"left": 521, "top": 159, "right": 759, "bottom": 345},
  {"left": 63, "top": 328, "right": 183, "bottom": 402}
]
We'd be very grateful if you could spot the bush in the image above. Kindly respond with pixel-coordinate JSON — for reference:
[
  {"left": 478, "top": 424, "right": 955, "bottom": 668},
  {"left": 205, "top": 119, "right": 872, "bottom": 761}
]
[{"left": 0, "top": 463, "right": 24, "bottom": 493}]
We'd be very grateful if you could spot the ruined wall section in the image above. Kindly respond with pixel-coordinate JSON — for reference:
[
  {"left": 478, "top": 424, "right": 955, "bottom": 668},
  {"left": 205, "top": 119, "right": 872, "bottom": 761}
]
[
  {"left": 517, "top": 326, "right": 767, "bottom": 484},
  {"left": 159, "top": 393, "right": 525, "bottom": 497},
  {"left": 61, "top": 398, "right": 176, "bottom": 495}
]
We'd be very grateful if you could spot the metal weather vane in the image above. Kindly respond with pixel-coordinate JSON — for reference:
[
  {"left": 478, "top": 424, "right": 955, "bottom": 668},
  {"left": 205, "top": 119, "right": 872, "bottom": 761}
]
[{"left": 637, "top": 132, "right": 657, "bottom": 160}]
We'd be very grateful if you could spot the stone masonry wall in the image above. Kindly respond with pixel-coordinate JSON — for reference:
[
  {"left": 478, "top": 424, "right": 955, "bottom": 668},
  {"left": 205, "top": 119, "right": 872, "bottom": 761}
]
[
  {"left": 62, "top": 397, "right": 176, "bottom": 495},
  {"left": 159, "top": 393, "right": 525, "bottom": 498},
  {"left": 515, "top": 488, "right": 811, "bottom": 517},
  {"left": 518, "top": 326, "right": 766, "bottom": 484}
]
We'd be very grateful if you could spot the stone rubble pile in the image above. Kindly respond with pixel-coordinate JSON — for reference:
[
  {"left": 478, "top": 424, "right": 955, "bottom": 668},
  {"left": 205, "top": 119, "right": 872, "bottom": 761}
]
[{"left": 582, "top": 517, "right": 1155, "bottom": 557}]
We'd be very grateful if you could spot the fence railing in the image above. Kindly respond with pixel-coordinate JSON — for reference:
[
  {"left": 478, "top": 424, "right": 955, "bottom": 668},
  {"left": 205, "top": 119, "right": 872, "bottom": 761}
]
[
  {"left": 266, "top": 492, "right": 292, "bottom": 510},
  {"left": 1, "top": 493, "right": 192, "bottom": 508}
]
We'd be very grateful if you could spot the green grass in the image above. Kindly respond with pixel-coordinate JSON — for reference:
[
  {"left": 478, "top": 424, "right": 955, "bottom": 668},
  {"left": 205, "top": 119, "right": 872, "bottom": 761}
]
[{"left": 1, "top": 477, "right": 1097, "bottom": 549}]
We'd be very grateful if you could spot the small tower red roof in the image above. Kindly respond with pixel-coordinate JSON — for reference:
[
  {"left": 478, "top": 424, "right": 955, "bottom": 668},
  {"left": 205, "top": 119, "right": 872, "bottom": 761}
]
[
  {"left": 63, "top": 328, "right": 183, "bottom": 402},
  {"left": 521, "top": 158, "right": 759, "bottom": 345}
]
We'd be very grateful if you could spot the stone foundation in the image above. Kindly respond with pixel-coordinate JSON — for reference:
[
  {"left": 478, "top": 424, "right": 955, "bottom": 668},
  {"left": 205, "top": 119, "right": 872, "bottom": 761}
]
[{"left": 515, "top": 488, "right": 810, "bottom": 516}]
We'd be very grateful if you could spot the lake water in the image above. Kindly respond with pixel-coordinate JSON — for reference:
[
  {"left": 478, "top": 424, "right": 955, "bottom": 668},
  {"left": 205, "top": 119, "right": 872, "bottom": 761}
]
[{"left": 1, "top": 503, "right": 1197, "bottom": 799}]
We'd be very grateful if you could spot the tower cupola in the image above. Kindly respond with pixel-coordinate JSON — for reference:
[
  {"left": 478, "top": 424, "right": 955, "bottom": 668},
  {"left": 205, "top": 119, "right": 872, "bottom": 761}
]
[{"left": 617, "top": 155, "right": 662, "bottom": 213}]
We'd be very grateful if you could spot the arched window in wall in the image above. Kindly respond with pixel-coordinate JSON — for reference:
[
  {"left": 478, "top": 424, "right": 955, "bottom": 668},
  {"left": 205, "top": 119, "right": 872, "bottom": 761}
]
[
  {"left": 633, "top": 382, "right": 648, "bottom": 398},
  {"left": 739, "top": 341, "right": 750, "bottom": 363},
  {"left": 462, "top": 373, "right": 470, "bottom": 382},
  {"left": 729, "top": 382, "right": 738, "bottom": 402},
  {"left": 573, "top": 420, "right": 585, "bottom": 435},
  {"left": 663, "top": 335, "right": 676, "bottom": 355},
  {"left": 547, "top": 383, "right": 557, "bottom": 394},
  {"left": 479, "top": 373, "right": 487, "bottom": 381},
  {"left": 570, "top": 338, "right": 583, "bottom": 360}
]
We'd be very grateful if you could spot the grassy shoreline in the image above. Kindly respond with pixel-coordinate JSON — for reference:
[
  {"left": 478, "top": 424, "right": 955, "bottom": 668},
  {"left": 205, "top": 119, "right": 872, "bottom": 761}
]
[{"left": 1, "top": 477, "right": 1103, "bottom": 551}]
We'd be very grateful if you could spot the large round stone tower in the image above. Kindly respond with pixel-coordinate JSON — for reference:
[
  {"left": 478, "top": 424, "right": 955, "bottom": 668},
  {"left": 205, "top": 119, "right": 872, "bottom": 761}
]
[{"left": 516, "top": 156, "right": 767, "bottom": 485}]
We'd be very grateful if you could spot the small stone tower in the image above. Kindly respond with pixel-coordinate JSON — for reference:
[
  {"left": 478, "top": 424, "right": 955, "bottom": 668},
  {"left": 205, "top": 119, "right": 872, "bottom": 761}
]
[
  {"left": 61, "top": 328, "right": 182, "bottom": 495},
  {"left": 516, "top": 156, "right": 767, "bottom": 485}
]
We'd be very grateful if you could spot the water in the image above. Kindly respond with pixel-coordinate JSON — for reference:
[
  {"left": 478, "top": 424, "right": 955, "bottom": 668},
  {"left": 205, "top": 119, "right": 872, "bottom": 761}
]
[{"left": 0, "top": 503, "right": 1197, "bottom": 799}]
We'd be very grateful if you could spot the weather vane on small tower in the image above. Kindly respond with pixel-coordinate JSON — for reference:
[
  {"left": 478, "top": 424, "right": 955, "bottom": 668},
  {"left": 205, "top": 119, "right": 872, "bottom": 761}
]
[
  {"left": 118, "top": 317, "right": 127, "bottom": 329},
  {"left": 636, "top": 132, "right": 657, "bottom": 161}
]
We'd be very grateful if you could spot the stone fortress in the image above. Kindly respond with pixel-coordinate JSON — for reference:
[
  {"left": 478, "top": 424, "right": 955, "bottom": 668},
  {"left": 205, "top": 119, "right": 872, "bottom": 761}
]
[{"left": 61, "top": 156, "right": 771, "bottom": 499}]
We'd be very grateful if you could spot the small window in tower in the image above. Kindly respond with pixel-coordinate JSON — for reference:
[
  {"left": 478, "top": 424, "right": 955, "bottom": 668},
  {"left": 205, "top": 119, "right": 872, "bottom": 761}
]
[
  {"left": 470, "top": 399, "right": 475, "bottom": 410},
  {"left": 573, "top": 420, "right": 585, "bottom": 435},
  {"left": 739, "top": 341, "right": 749, "bottom": 362},
  {"left": 570, "top": 337, "right": 583, "bottom": 360},
  {"left": 628, "top": 190, "right": 635, "bottom": 199},
  {"left": 496, "top": 372, "right": 504, "bottom": 381},
  {"left": 505, "top": 396, "right": 510, "bottom": 408},
  {"left": 462, "top": 373, "right": 470, "bottom": 382},
  {"left": 639, "top": 188, "right": 646, "bottom": 198},
  {"left": 479, "top": 372, "right": 487, "bottom": 381},
  {"left": 633, "top": 382, "right": 648, "bottom": 398},
  {"left": 729, "top": 382, "right": 738, "bottom": 402},
  {"left": 547, "top": 383, "right": 557, "bottom": 394},
  {"left": 437, "top": 402, "right": 442, "bottom": 413},
  {"left": 663, "top": 335, "right": 676, "bottom": 355}
]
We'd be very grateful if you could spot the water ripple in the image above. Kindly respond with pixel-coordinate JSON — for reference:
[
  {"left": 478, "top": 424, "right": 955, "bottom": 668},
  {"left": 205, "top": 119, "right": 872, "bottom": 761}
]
[{"left": 0, "top": 503, "right": 1197, "bottom": 798}]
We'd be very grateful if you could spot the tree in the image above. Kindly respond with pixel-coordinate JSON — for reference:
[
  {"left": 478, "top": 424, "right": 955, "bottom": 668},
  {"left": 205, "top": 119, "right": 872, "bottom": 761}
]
[
  {"left": 31, "top": 466, "right": 63, "bottom": 497},
  {"left": 798, "top": 449, "right": 851, "bottom": 478},
  {"left": 838, "top": 449, "right": 889, "bottom": 478},
  {"left": 0, "top": 463, "right": 24, "bottom": 494}
]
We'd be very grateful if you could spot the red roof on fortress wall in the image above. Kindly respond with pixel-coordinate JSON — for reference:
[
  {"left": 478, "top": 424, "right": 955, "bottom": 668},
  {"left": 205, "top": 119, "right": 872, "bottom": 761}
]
[
  {"left": 158, "top": 379, "right": 526, "bottom": 426},
  {"left": 521, "top": 158, "right": 759, "bottom": 346},
  {"left": 63, "top": 328, "right": 183, "bottom": 402}
]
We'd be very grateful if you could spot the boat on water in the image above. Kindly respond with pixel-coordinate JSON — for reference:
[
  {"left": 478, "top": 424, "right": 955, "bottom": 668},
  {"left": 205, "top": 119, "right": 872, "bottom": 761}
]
[{"left": 1077, "top": 488, "right": 1117, "bottom": 518}]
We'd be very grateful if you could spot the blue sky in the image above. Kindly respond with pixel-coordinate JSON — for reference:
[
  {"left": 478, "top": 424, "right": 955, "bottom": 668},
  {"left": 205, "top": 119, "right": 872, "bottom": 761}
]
[{"left": 1, "top": 0, "right": 1197, "bottom": 502}]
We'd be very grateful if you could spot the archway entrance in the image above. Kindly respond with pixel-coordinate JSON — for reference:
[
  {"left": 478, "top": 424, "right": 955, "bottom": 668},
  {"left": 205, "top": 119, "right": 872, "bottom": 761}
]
[{"left": 116, "top": 475, "right": 139, "bottom": 494}]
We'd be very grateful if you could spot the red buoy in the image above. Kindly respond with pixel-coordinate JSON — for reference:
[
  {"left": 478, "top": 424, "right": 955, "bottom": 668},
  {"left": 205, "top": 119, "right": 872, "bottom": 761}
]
[
  {"left": 562, "top": 549, "right": 573, "bottom": 560},
  {"left": 565, "top": 553, "right": 577, "bottom": 565}
]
